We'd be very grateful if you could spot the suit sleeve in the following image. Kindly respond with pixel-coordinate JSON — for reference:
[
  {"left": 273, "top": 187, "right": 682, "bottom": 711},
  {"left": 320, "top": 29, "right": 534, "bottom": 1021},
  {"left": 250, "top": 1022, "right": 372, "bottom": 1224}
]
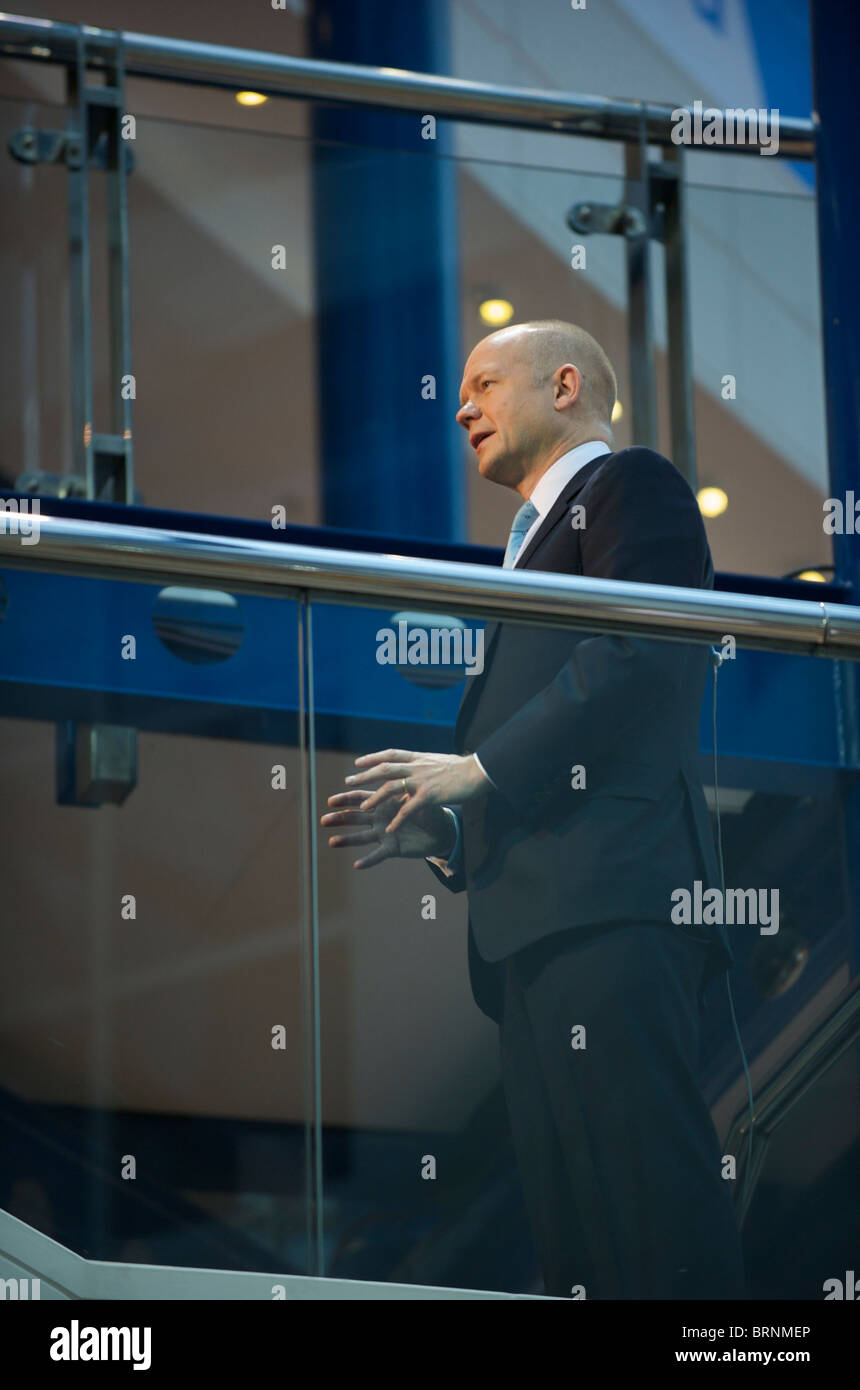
[{"left": 473, "top": 449, "right": 710, "bottom": 820}]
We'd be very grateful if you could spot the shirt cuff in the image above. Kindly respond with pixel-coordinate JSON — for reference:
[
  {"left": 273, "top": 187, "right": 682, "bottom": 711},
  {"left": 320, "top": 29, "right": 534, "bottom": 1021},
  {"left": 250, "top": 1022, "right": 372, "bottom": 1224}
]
[
  {"left": 473, "top": 751, "right": 496, "bottom": 790},
  {"left": 426, "top": 805, "right": 463, "bottom": 877}
]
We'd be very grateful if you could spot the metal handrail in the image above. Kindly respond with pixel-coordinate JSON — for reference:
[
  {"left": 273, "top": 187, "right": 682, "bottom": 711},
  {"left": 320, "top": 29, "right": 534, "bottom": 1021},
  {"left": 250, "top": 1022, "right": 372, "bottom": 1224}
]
[
  {"left": 1, "top": 514, "right": 858, "bottom": 657},
  {"left": 0, "top": 13, "right": 816, "bottom": 158}
]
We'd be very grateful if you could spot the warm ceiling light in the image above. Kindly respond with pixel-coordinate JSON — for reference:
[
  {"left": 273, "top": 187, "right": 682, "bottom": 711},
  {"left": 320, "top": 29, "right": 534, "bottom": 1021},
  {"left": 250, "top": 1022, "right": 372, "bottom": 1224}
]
[
  {"left": 697, "top": 486, "right": 728, "bottom": 518},
  {"left": 611, "top": 399, "right": 623, "bottom": 422},
  {"left": 479, "top": 298, "right": 514, "bottom": 326},
  {"left": 236, "top": 91, "right": 268, "bottom": 106},
  {"left": 796, "top": 569, "right": 826, "bottom": 583}
]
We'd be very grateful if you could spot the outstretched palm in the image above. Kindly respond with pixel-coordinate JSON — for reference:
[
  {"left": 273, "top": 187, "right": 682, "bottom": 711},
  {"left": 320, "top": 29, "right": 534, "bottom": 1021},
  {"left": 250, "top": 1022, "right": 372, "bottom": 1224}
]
[{"left": 321, "top": 789, "right": 453, "bottom": 869}]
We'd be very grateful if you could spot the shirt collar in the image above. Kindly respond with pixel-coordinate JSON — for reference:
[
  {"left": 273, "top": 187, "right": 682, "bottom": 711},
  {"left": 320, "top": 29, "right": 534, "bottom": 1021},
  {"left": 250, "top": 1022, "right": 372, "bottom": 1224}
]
[{"left": 528, "top": 439, "right": 612, "bottom": 519}]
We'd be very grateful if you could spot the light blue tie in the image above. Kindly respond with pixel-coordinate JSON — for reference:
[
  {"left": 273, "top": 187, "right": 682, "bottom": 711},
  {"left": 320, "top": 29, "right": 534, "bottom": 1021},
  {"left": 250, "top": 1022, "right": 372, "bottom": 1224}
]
[{"left": 503, "top": 499, "right": 539, "bottom": 568}]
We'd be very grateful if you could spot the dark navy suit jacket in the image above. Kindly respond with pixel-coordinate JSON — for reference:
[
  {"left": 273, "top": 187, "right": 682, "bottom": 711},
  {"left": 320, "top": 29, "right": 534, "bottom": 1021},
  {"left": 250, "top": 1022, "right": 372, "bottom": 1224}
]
[{"left": 427, "top": 446, "right": 731, "bottom": 1023}]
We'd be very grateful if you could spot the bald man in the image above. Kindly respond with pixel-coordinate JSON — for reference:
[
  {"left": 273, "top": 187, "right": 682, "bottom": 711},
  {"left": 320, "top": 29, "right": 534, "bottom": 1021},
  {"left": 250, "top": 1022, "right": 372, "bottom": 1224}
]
[{"left": 322, "top": 320, "right": 746, "bottom": 1301}]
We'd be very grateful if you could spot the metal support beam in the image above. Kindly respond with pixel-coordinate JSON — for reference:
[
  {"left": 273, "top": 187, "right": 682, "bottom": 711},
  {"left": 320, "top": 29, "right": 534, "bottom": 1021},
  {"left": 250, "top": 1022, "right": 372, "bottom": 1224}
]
[
  {"left": 623, "top": 131, "right": 658, "bottom": 454},
  {"left": 64, "top": 31, "right": 134, "bottom": 503},
  {"left": 9, "top": 29, "right": 136, "bottom": 502},
  {"left": 659, "top": 145, "right": 696, "bottom": 488},
  {"left": 7, "top": 28, "right": 140, "bottom": 807},
  {"left": 568, "top": 140, "right": 697, "bottom": 486},
  {"left": 65, "top": 32, "right": 95, "bottom": 494}
]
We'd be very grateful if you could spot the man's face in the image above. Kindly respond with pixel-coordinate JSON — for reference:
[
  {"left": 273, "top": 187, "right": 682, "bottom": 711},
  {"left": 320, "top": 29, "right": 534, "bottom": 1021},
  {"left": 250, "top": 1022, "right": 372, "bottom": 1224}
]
[{"left": 456, "top": 333, "right": 553, "bottom": 487}]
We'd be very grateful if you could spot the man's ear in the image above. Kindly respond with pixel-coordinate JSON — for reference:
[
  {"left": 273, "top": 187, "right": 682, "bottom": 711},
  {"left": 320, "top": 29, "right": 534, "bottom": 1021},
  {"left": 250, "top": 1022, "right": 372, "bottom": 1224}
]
[{"left": 554, "top": 363, "right": 582, "bottom": 411}]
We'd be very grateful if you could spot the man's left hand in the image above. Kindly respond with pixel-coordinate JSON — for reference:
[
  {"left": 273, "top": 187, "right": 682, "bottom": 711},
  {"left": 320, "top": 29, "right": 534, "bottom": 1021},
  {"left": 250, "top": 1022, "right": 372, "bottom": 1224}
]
[{"left": 346, "top": 749, "right": 489, "bottom": 834}]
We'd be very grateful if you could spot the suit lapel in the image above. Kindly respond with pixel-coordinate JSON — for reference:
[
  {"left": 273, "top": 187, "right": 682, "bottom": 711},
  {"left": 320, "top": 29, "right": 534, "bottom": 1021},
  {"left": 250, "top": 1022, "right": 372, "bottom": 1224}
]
[
  {"left": 514, "top": 451, "right": 611, "bottom": 571},
  {"left": 454, "top": 450, "right": 613, "bottom": 747}
]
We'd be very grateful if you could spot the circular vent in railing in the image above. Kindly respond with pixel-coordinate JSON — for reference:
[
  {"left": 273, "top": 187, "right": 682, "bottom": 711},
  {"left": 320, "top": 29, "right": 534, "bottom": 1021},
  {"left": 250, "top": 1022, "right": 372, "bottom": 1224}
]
[
  {"left": 153, "top": 587, "right": 244, "bottom": 664},
  {"left": 381, "top": 612, "right": 484, "bottom": 689}
]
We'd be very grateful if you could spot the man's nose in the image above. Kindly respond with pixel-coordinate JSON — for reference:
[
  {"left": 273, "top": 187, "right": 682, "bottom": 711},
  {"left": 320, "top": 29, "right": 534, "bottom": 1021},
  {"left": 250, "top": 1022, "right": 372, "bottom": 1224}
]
[{"left": 456, "top": 400, "right": 479, "bottom": 427}]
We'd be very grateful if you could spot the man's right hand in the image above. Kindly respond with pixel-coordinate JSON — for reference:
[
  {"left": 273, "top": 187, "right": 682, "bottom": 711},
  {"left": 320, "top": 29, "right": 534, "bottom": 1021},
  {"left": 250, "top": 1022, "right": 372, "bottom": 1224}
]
[{"left": 321, "top": 789, "right": 456, "bottom": 869}]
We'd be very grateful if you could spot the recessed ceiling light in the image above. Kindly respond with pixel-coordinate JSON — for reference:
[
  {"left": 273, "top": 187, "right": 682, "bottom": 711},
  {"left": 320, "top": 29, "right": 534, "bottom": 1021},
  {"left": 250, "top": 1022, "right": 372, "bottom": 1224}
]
[
  {"left": 479, "top": 298, "right": 514, "bottom": 326},
  {"left": 697, "top": 486, "right": 728, "bottom": 518},
  {"left": 236, "top": 91, "right": 268, "bottom": 106}
]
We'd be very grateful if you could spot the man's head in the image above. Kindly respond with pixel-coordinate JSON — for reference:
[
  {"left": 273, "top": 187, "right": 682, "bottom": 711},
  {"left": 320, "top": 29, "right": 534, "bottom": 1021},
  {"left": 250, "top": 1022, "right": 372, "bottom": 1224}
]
[{"left": 456, "top": 320, "right": 617, "bottom": 495}]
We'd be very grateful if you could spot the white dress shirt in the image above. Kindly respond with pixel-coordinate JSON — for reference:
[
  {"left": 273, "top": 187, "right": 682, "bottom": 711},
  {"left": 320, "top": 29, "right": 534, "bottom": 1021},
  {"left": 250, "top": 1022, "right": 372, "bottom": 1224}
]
[{"left": 507, "top": 439, "right": 612, "bottom": 569}]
